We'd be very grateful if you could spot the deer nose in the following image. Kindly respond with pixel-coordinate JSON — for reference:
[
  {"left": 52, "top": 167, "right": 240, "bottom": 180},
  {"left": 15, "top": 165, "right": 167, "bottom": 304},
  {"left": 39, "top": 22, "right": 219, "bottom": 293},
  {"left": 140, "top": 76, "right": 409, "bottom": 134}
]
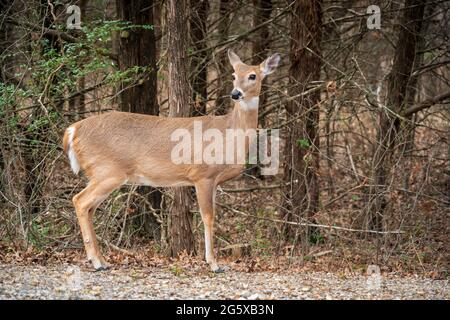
[{"left": 230, "top": 89, "right": 242, "bottom": 100}]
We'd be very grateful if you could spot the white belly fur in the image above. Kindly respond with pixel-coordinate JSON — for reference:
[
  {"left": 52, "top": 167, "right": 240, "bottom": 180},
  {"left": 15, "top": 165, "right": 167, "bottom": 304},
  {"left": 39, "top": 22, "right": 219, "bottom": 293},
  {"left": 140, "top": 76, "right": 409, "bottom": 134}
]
[{"left": 126, "top": 175, "right": 192, "bottom": 188}]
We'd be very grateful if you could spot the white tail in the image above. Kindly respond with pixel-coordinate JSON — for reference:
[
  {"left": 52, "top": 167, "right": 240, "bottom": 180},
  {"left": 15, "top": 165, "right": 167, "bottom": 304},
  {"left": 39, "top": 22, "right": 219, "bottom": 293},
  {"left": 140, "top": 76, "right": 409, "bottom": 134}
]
[
  {"left": 65, "top": 126, "right": 80, "bottom": 174},
  {"left": 63, "top": 50, "right": 280, "bottom": 271}
]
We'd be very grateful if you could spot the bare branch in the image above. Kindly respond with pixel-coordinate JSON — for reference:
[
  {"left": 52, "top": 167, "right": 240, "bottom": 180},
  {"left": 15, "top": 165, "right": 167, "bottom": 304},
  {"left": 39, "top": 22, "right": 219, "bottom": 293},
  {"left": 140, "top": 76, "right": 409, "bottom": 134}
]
[{"left": 404, "top": 90, "right": 450, "bottom": 116}]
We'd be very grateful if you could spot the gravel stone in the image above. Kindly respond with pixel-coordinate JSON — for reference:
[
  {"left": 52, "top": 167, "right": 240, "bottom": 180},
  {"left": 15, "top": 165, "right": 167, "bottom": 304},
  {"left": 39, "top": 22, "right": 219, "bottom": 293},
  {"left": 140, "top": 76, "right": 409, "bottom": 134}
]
[{"left": 0, "top": 264, "right": 447, "bottom": 300}]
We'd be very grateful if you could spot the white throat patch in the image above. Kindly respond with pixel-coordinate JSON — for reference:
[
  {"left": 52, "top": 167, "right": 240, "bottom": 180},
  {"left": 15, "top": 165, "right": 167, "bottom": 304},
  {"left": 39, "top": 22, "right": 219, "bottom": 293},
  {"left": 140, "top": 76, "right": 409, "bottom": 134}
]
[{"left": 239, "top": 97, "right": 259, "bottom": 111}]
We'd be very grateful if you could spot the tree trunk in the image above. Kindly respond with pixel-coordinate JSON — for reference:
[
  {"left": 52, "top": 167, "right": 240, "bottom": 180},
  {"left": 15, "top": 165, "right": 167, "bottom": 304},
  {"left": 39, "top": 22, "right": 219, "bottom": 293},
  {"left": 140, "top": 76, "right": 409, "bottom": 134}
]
[
  {"left": 0, "top": 0, "right": 15, "bottom": 83},
  {"left": 282, "top": 0, "right": 322, "bottom": 250},
  {"left": 190, "top": 0, "right": 209, "bottom": 116},
  {"left": 167, "top": 0, "right": 196, "bottom": 257},
  {"left": 215, "top": 0, "right": 232, "bottom": 115},
  {"left": 116, "top": 0, "right": 162, "bottom": 237},
  {"left": 68, "top": 0, "right": 87, "bottom": 121},
  {"left": 248, "top": 0, "right": 272, "bottom": 178},
  {"left": 116, "top": 0, "right": 158, "bottom": 114},
  {"left": 251, "top": 0, "right": 272, "bottom": 113},
  {"left": 401, "top": 3, "right": 432, "bottom": 191},
  {"left": 153, "top": 0, "right": 162, "bottom": 59},
  {"left": 367, "top": 0, "right": 426, "bottom": 231},
  {"left": 251, "top": 0, "right": 272, "bottom": 64},
  {"left": 0, "top": 0, "right": 14, "bottom": 210},
  {"left": 22, "top": 0, "right": 65, "bottom": 217}
]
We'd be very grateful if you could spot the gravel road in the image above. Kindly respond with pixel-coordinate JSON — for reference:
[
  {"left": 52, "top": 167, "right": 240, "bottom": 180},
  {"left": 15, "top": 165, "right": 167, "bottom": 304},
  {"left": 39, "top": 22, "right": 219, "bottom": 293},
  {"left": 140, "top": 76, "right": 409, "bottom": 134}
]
[{"left": 0, "top": 264, "right": 447, "bottom": 300}]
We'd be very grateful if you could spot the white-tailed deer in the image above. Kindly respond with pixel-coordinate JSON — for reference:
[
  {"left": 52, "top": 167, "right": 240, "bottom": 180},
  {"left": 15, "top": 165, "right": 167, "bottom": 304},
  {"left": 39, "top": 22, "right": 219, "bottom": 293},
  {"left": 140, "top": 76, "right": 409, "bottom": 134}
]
[{"left": 63, "top": 50, "right": 280, "bottom": 272}]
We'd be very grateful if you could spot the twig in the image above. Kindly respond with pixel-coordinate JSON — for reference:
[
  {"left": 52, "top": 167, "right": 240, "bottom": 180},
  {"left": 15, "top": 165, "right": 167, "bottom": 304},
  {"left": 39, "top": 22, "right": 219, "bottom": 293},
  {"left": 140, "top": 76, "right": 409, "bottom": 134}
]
[
  {"left": 97, "top": 235, "right": 133, "bottom": 255},
  {"left": 404, "top": 90, "right": 450, "bottom": 117},
  {"left": 345, "top": 144, "right": 360, "bottom": 182},
  {"left": 217, "top": 202, "right": 404, "bottom": 235},
  {"left": 220, "top": 182, "right": 290, "bottom": 193},
  {"left": 310, "top": 250, "right": 333, "bottom": 258}
]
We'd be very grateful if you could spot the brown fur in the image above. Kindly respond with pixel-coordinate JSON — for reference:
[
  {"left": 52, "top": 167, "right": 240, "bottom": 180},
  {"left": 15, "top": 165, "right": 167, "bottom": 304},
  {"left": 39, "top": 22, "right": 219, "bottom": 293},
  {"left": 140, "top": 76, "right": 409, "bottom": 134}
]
[{"left": 62, "top": 129, "right": 70, "bottom": 154}]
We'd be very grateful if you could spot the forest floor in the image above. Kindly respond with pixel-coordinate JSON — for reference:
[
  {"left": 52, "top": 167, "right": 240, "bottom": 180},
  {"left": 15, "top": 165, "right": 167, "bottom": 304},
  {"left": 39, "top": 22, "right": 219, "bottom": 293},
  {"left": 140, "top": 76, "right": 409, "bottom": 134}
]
[{"left": 0, "top": 263, "right": 447, "bottom": 300}]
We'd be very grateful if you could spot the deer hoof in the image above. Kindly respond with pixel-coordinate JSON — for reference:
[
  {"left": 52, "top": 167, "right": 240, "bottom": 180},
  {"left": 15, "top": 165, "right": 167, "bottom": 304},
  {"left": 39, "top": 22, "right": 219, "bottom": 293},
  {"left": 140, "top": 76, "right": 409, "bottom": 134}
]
[
  {"left": 92, "top": 259, "right": 110, "bottom": 271},
  {"left": 94, "top": 265, "right": 109, "bottom": 272},
  {"left": 211, "top": 266, "right": 225, "bottom": 274}
]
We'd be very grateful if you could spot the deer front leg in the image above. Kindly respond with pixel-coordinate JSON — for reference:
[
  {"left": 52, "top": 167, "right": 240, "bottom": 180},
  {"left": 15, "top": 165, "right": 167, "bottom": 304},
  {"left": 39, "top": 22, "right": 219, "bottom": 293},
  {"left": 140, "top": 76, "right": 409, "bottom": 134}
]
[{"left": 195, "top": 180, "right": 223, "bottom": 273}]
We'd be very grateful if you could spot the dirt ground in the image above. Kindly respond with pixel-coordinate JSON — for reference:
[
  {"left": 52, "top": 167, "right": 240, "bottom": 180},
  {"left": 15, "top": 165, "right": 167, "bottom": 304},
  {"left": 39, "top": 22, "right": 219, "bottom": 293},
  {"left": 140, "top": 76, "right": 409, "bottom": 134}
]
[{"left": 0, "top": 263, "right": 447, "bottom": 300}]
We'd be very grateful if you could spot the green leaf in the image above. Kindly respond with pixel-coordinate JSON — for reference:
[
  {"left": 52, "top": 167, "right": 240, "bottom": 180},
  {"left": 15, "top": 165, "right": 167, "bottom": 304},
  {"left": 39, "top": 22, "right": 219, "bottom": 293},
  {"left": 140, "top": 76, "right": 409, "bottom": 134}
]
[{"left": 296, "top": 138, "right": 310, "bottom": 149}]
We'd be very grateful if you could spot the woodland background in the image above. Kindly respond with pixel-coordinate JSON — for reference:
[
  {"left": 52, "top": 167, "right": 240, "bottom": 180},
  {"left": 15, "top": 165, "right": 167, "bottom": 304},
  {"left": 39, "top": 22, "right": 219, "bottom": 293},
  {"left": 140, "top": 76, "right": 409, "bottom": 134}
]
[{"left": 0, "top": 0, "right": 448, "bottom": 277}]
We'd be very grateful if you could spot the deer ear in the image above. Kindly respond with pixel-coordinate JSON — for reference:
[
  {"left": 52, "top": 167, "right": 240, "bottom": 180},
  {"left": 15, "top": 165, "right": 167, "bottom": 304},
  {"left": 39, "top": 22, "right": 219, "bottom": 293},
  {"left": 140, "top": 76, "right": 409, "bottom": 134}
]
[
  {"left": 228, "top": 50, "right": 242, "bottom": 68},
  {"left": 260, "top": 53, "right": 281, "bottom": 76}
]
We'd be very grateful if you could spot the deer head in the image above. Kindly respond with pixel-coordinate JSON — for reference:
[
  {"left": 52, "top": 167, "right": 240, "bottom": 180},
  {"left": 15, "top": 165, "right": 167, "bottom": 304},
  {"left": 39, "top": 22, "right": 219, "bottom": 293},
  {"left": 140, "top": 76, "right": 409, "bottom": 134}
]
[{"left": 228, "top": 50, "right": 281, "bottom": 105}]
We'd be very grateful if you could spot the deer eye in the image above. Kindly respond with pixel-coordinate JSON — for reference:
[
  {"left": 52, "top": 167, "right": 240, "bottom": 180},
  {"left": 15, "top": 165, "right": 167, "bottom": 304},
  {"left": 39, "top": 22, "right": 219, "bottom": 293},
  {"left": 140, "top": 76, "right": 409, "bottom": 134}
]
[
  {"left": 249, "top": 74, "right": 256, "bottom": 80},
  {"left": 232, "top": 74, "right": 236, "bottom": 80}
]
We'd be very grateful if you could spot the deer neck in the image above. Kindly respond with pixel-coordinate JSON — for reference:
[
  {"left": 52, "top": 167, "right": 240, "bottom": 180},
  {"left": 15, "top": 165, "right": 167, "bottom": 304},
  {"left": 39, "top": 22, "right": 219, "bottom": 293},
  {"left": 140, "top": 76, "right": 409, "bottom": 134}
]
[{"left": 229, "top": 97, "right": 259, "bottom": 131}]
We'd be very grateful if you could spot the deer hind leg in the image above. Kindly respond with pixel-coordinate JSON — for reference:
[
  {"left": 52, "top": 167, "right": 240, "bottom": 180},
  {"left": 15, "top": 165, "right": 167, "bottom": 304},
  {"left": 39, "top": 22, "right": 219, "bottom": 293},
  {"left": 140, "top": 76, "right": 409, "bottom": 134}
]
[
  {"left": 195, "top": 180, "right": 223, "bottom": 273},
  {"left": 73, "top": 177, "right": 125, "bottom": 270}
]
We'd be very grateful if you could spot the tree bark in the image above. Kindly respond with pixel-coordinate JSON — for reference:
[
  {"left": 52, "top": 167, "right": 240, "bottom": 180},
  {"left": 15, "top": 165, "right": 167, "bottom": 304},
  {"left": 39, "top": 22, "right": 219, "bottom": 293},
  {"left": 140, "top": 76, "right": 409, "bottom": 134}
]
[
  {"left": 0, "top": 0, "right": 14, "bottom": 210},
  {"left": 367, "top": 0, "right": 426, "bottom": 231},
  {"left": 153, "top": 0, "right": 162, "bottom": 59},
  {"left": 167, "top": 0, "right": 196, "bottom": 257},
  {"left": 251, "top": 0, "right": 272, "bottom": 64},
  {"left": 116, "top": 0, "right": 162, "bottom": 237},
  {"left": 401, "top": 3, "right": 432, "bottom": 190},
  {"left": 190, "top": 0, "right": 209, "bottom": 116},
  {"left": 116, "top": 0, "right": 158, "bottom": 115},
  {"left": 68, "top": 0, "right": 87, "bottom": 121},
  {"left": 282, "top": 0, "right": 322, "bottom": 249},
  {"left": 248, "top": 0, "right": 272, "bottom": 178},
  {"left": 0, "top": 0, "right": 15, "bottom": 83},
  {"left": 215, "top": 0, "right": 232, "bottom": 115}
]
